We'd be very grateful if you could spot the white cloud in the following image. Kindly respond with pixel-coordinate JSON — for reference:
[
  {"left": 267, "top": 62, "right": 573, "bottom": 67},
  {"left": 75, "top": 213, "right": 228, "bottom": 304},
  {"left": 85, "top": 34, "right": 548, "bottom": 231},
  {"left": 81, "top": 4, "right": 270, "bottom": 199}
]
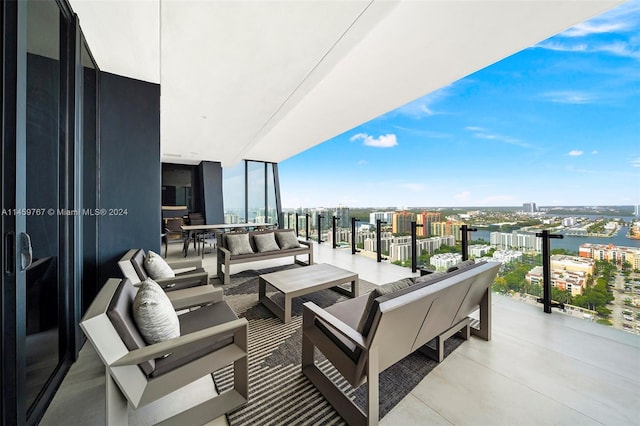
[
  {"left": 632, "top": 157, "right": 640, "bottom": 168},
  {"left": 454, "top": 191, "right": 470, "bottom": 201},
  {"left": 390, "top": 83, "right": 460, "bottom": 119},
  {"left": 568, "top": 150, "right": 584, "bottom": 157},
  {"left": 350, "top": 133, "right": 398, "bottom": 148},
  {"left": 473, "top": 132, "right": 531, "bottom": 148},
  {"left": 591, "top": 150, "right": 599, "bottom": 155},
  {"left": 536, "top": 41, "right": 588, "bottom": 53},
  {"left": 464, "top": 126, "right": 486, "bottom": 132},
  {"left": 541, "top": 91, "right": 594, "bottom": 104},
  {"left": 561, "top": 21, "right": 630, "bottom": 37}
]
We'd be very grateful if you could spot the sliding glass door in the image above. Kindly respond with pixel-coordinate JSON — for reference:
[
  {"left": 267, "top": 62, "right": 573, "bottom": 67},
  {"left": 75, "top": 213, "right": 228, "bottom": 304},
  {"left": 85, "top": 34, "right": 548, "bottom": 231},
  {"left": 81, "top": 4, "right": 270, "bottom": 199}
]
[{"left": 1, "top": 1, "right": 83, "bottom": 423}]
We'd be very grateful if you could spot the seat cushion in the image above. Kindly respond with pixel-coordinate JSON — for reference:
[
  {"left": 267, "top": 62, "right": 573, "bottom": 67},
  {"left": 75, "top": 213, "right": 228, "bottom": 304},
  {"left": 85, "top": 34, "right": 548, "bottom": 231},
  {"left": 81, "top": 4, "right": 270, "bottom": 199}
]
[
  {"left": 150, "top": 301, "right": 239, "bottom": 378},
  {"left": 275, "top": 230, "right": 300, "bottom": 249},
  {"left": 133, "top": 278, "right": 180, "bottom": 344},
  {"left": 226, "top": 233, "right": 254, "bottom": 255},
  {"left": 107, "top": 279, "right": 155, "bottom": 375},
  {"left": 317, "top": 295, "right": 370, "bottom": 361},
  {"left": 253, "top": 232, "right": 281, "bottom": 253},
  {"left": 144, "top": 250, "right": 175, "bottom": 279}
]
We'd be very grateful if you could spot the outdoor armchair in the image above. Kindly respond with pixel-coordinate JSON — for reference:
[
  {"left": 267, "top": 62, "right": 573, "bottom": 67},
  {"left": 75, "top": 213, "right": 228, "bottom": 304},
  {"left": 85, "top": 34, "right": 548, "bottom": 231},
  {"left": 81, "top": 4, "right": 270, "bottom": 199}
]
[
  {"left": 80, "top": 278, "right": 248, "bottom": 425},
  {"left": 118, "top": 249, "right": 209, "bottom": 291}
]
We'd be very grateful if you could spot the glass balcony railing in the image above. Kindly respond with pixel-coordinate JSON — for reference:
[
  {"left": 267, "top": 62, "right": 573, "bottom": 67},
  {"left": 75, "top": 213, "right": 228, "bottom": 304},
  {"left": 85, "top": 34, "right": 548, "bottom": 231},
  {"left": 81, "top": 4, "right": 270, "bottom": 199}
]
[{"left": 284, "top": 207, "right": 640, "bottom": 336}]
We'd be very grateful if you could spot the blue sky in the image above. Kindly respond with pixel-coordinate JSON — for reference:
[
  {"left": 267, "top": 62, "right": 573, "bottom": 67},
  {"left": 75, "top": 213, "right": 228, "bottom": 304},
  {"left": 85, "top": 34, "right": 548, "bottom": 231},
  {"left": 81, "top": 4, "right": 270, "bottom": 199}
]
[{"left": 279, "top": 1, "right": 640, "bottom": 209}]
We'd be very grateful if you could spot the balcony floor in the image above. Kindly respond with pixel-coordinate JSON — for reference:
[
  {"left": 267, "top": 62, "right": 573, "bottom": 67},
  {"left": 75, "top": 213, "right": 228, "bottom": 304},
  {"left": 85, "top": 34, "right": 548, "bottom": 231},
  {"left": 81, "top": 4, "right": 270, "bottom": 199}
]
[{"left": 41, "top": 242, "right": 640, "bottom": 425}]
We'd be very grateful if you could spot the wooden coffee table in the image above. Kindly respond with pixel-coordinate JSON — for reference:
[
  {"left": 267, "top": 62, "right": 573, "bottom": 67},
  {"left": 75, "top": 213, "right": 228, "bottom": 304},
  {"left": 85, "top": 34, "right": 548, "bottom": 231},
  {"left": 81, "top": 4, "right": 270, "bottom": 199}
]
[{"left": 258, "top": 263, "right": 358, "bottom": 323}]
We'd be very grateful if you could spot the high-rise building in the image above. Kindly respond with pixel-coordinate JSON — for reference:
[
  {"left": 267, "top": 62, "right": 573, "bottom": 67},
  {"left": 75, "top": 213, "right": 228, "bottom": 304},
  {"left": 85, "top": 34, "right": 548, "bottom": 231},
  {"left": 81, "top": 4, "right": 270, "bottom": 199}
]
[
  {"left": 416, "top": 211, "right": 441, "bottom": 237},
  {"left": 333, "top": 205, "right": 350, "bottom": 228},
  {"left": 431, "top": 221, "right": 464, "bottom": 241},
  {"left": 523, "top": 202, "right": 537, "bottom": 213},
  {"left": 392, "top": 211, "right": 415, "bottom": 234}
]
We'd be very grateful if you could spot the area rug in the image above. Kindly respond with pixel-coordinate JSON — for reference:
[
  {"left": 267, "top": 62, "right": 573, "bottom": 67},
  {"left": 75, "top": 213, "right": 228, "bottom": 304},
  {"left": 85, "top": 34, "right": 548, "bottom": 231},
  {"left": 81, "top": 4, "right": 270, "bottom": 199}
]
[{"left": 212, "top": 266, "right": 465, "bottom": 426}]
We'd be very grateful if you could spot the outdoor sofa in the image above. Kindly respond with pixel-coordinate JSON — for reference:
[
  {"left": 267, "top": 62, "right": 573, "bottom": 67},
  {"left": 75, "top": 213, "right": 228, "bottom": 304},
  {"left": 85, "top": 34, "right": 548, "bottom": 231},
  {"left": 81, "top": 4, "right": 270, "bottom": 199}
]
[
  {"left": 301, "top": 260, "right": 500, "bottom": 425},
  {"left": 216, "top": 228, "right": 313, "bottom": 284}
]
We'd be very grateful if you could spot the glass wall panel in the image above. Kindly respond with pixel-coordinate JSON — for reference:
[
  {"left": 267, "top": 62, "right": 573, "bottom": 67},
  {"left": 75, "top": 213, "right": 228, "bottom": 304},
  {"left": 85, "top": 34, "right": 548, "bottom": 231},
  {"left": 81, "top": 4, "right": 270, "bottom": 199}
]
[
  {"left": 25, "top": 0, "right": 61, "bottom": 410},
  {"left": 222, "top": 162, "right": 245, "bottom": 223},
  {"left": 80, "top": 39, "right": 98, "bottom": 315},
  {"left": 246, "top": 161, "right": 265, "bottom": 223},
  {"left": 266, "top": 164, "right": 277, "bottom": 225}
]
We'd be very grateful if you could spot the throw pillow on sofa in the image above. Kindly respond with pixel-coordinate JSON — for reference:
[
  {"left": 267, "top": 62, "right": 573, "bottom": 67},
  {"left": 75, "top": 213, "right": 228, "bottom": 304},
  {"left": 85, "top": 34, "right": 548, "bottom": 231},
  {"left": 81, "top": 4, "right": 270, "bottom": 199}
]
[
  {"left": 144, "top": 250, "right": 175, "bottom": 279},
  {"left": 133, "top": 278, "right": 180, "bottom": 345},
  {"left": 254, "top": 232, "right": 281, "bottom": 252},
  {"left": 226, "top": 233, "right": 254, "bottom": 255},
  {"left": 276, "top": 230, "right": 301, "bottom": 249},
  {"left": 355, "top": 278, "right": 415, "bottom": 334}
]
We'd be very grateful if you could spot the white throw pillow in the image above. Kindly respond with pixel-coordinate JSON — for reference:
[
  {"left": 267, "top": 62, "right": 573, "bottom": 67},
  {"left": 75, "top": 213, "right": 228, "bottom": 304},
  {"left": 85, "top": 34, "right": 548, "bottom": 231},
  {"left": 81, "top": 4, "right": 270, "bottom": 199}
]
[
  {"left": 253, "top": 233, "right": 281, "bottom": 252},
  {"left": 226, "top": 233, "right": 254, "bottom": 255},
  {"left": 133, "top": 278, "right": 180, "bottom": 344},
  {"left": 144, "top": 250, "right": 175, "bottom": 279},
  {"left": 276, "top": 231, "right": 301, "bottom": 249}
]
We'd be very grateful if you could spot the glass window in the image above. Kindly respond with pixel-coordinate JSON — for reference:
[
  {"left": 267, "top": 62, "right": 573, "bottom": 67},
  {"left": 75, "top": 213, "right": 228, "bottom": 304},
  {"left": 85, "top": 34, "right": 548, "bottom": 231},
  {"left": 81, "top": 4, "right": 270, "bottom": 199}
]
[
  {"left": 222, "top": 161, "right": 245, "bottom": 223},
  {"left": 247, "top": 161, "right": 265, "bottom": 223}
]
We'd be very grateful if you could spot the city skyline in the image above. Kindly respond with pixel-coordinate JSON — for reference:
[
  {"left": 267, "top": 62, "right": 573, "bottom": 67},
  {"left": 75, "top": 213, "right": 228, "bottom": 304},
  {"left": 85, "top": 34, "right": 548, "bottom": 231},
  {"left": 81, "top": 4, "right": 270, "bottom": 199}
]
[{"left": 278, "top": 1, "right": 640, "bottom": 209}]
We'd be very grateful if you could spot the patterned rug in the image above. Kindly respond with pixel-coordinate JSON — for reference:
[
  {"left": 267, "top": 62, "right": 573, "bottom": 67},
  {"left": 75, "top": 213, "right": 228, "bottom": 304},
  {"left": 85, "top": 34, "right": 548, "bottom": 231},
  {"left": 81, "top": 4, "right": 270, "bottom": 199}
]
[{"left": 213, "top": 265, "right": 465, "bottom": 425}]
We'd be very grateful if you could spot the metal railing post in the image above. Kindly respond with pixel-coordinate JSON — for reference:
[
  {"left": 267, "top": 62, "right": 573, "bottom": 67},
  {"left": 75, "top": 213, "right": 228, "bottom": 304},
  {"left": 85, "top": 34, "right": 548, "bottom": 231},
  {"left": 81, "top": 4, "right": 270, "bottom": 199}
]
[
  {"left": 411, "top": 222, "right": 423, "bottom": 273},
  {"left": 460, "top": 224, "right": 477, "bottom": 261},
  {"left": 317, "top": 214, "right": 324, "bottom": 244},
  {"left": 305, "top": 213, "right": 310, "bottom": 240},
  {"left": 295, "top": 213, "right": 299, "bottom": 237},
  {"left": 332, "top": 216, "right": 339, "bottom": 249},
  {"left": 376, "top": 219, "right": 387, "bottom": 262},
  {"left": 535, "top": 229, "right": 564, "bottom": 313},
  {"left": 351, "top": 217, "right": 360, "bottom": 254}
]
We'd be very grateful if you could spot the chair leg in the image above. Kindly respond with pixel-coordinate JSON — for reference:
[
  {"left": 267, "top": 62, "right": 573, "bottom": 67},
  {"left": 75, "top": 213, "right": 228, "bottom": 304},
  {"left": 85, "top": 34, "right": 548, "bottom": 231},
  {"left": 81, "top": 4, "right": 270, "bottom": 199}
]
[
  {"left": 105, "top": 369, "right": 128, "bottom": 426},
  {"left": 367, "top": 346, "right": 379, "bottom": 426}
]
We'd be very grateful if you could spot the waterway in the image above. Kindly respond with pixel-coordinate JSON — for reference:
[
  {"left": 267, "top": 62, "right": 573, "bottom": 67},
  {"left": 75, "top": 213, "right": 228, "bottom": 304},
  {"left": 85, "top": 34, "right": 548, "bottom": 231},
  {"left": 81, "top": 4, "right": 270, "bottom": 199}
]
[{"left": 473, "top": 226, "right": 640, "bottom": 253}]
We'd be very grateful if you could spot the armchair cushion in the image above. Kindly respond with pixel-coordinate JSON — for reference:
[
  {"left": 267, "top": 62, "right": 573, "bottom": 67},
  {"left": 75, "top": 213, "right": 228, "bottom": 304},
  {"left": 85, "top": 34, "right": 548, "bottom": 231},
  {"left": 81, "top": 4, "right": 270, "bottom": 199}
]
[
  {"left": 107, "top": 279, "right": 155, "bottom": 375},
  {"left": 144, "top": 250, "right": 175, "bottom": 279},
  {"left": 133, "top": 278, "right": 180, "bottom": 345},
  {"left": 275, "top": 230, "right": 301, "bottom": 249},
  {"left": 151, "top": 301, "right": 237, "bottom": 377},
  {"left": 226, "top": 233, "right": 254, "bottom": 255},
  {"left": 253, "top": 232, "right": 280, "bottom": 253}
]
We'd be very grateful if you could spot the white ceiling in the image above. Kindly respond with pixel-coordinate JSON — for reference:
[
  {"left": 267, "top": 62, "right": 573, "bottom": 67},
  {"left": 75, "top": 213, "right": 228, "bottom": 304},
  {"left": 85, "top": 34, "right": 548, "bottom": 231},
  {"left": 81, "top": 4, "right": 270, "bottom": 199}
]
[{"left": 70, "top": 0, "right": 624, "bottom": 167}]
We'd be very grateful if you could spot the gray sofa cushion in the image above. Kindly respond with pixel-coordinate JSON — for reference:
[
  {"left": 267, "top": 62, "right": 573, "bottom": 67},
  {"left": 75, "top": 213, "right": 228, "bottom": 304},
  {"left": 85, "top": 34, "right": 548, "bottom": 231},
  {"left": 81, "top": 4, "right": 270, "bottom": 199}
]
[
  {"left": 253, "top": 232, "right": 281, "bottom": 253},
  {"left": 226, "top": 233, "right": 254, "bottom": 255},
  {"left": 275, "top": 230, "right": 301, "bottom": 249},
  {"left": 133, "top": 279, "right": 181, "bottom": 344},
  {"left": 355, "top": 278, "right": 415, "bottom": 335},
  {"left": 414, "top": 271, "right": 446, "bottom": 284},
  {"left": 107, "top": 279, "right": 155, "bottom": 375},
  {"left": 446, "top": 259, "right": 476, "bottom": 272},
  {"left": 144, "top": 250, "right": 175, "bottom": 279}
]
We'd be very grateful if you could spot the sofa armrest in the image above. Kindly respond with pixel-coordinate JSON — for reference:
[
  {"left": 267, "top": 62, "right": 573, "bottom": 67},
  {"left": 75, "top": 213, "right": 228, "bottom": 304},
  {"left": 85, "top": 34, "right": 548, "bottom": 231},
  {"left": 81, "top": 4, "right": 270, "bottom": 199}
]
[
  {"left": 167, "top": 286, "right": 223, "bottom": 310},
  {"left": 167, "top": 258, "right": 202, "bottom": 270},
  {"left": 111, "top": 318, "right": 248, "bottom": 367},
  {"left": 303, "top": 302, "right": 366, "bottom": 350},
  {"left": 153, "top": 272, "right": 208, "bottom": 290}
]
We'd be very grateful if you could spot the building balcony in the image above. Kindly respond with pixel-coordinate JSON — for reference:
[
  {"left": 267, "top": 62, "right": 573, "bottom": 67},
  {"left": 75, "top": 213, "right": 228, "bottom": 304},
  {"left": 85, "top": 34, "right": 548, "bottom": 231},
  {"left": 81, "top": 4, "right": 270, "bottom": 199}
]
[{"left": 41, "top": 240, "right": 639, "bottom": 425}]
